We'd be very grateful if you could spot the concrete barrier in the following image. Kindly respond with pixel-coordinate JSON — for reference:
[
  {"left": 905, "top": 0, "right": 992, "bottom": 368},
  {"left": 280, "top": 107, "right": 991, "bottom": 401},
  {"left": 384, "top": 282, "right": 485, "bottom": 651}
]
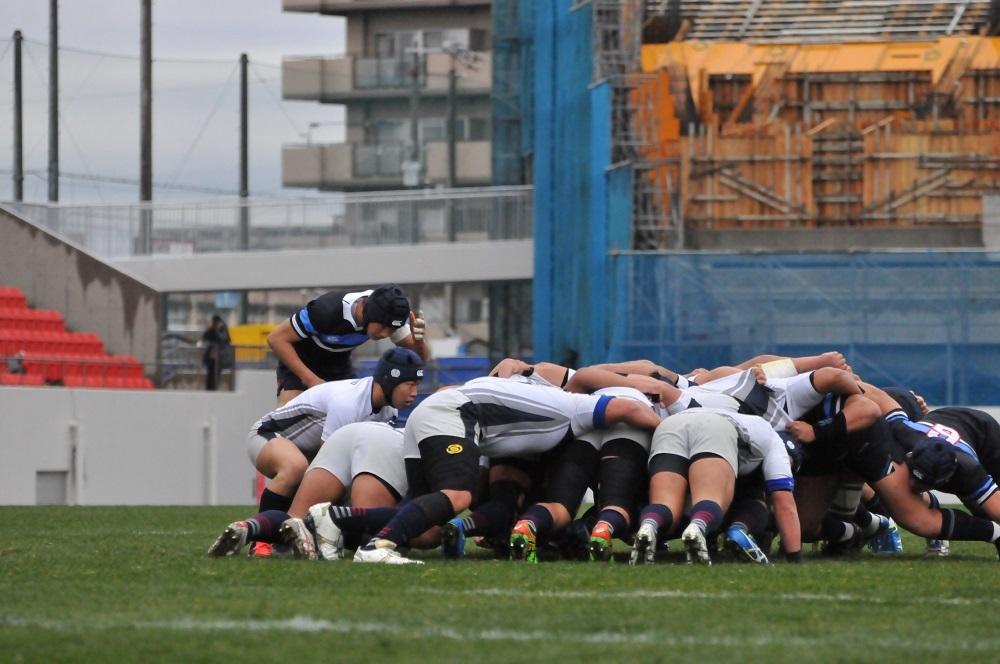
[
  {"left": 0, "top": 207, "right": 161, "bottom": 369},
  {"left": 0, "top": 370, "right": 275, "bottom": 505}
]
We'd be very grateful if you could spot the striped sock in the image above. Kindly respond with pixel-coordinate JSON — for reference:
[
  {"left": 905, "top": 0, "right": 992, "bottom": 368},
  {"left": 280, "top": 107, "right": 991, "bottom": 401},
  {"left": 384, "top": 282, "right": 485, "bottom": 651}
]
[
  {"left": 247, "top": 510, "right": 287, "bottom": 543},
  {"left": 519, "top": 505, "right": 554, "bottom": 539},
  {"left": 638, "top": 503, "right": 673, "bottom": 534},
  {"left": 689, "top": 500, "right": 723, "bottom": 536},
  {"left": 330, "top": 506, "right": 397, "bottom": 533},
  {"left": 594, "top": 508, "right": 629, "bottom": 538}
]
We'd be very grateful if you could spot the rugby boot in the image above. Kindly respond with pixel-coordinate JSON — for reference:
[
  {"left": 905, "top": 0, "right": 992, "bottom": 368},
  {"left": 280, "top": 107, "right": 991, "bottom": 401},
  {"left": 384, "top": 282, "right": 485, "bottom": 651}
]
[
  {"left": 247, "top": 541, "right": 273, "bottom": 558},
  {"left": 629, "top": 522, "right": 657, "bottom": 566},
  {"left": 509, "top": 520, "right": 538, "bottom": 563},
  {"left": 587, "top": 522, "right": 613, "bottom": 562},
  {"left": 278, "top": 518, "right": 318, "bottom": 560},
  {"left": 864, "top": 514, "right": 890, "bottom": 552},
  {"left": 925, "top": 538, "right": 951, "bottom": 557},
  {"left": 557, "top": 519, "right": 592, "bottom": 561},
  {"left": 867, "top": 517, "right": 903, "bottom": 554},
  {"left": 681, "top": 523, "right": 712, "bottom": 565},
  {"left": 306, "top": 502, "right": 344, "bottom": 560},
  {"left": 353, "top": 538, "right": 424, "bottom": 565},
  {"left": 822, "top": 525, "right": 865, "bottom": 557},
  {"left": 440, "top": 518, "right": 466, "bottom": 560},
  {"left": 724, "top": 525, "right": 769, "bottom": 564},
  {"left": 207, "top": 521, "right": 250, "bottom": 557}
]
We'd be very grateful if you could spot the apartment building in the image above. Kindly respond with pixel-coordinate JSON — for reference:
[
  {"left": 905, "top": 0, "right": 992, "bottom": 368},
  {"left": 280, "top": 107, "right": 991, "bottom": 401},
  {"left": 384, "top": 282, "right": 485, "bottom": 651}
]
[{"left": 282, "top": 0, "right": 493, "bottom": 191}]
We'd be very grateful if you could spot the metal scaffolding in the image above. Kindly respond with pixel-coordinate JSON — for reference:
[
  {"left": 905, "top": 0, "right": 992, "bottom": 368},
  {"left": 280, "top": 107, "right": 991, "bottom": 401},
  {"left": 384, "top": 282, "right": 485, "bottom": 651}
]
[{"left": 592, "top": 0, "right": 680, "bottom": 248}]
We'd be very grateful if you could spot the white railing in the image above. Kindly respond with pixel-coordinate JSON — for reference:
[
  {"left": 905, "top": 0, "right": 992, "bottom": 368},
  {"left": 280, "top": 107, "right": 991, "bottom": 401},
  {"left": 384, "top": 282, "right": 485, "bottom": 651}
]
[{"left": 1, "top": 186, "right": 533, "bottom": 259}]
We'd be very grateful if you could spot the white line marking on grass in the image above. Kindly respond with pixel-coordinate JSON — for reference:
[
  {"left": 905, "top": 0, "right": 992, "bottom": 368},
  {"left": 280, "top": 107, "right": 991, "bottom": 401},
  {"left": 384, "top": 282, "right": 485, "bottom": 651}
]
[
  {"left": 2, "top": 615, "right": 999, "bottom": 652},
  {"left": 420, "top": 587, "right": 999, "bottom": 607}
]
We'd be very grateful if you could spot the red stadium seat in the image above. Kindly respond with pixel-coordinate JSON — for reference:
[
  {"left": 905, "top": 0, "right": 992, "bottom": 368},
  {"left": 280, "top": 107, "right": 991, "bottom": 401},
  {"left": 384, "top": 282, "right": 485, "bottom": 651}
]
[
  {"left": 0, "top": 293, "right": 153, "bottom": 390},
  {"left": 0, "top": 372, "right": 45, "bottom": 386},
  {"left": 0, "top": 287, "right": 27, "bottom": 309}
]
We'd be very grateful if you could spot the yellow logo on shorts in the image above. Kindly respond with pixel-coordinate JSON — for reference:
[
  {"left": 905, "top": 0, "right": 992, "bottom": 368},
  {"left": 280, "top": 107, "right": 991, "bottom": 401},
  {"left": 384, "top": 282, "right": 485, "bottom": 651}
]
[{"left": 446, "top": 444, "right": 464, "bottom": 455}]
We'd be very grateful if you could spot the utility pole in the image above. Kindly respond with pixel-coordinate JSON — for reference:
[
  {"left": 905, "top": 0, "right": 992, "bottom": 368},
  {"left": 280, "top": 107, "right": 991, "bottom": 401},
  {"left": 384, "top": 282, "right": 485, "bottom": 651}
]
[
  {"left": 447, "top": 58, "right": 457, "bottom": 189},
  {"left": 13, "top": 30, "right": 23, "bottom": 202},
  {"left": 48, "top": 1, "right": 58, "bottom": 202},
  {"left": 239, "top": 53, "right": 249, "bottom": 249},
  {"left": 446, "top": 55, "right": 457, "bottom": 242},
  {"left": 238, "top": 53, "right": 249, "bottom": 323},
  {"left": 407, "top": 50, "right": 422, "bottom": 180},
  {"left": 139, "top": 0, "right": 153, "bottom": 254}
]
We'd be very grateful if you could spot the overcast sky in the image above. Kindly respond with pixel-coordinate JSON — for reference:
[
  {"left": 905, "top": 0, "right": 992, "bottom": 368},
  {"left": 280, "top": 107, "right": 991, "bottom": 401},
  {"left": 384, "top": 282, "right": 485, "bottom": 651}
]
[{"left": 0, "top": 1, "right": 347, "bottom": 203}]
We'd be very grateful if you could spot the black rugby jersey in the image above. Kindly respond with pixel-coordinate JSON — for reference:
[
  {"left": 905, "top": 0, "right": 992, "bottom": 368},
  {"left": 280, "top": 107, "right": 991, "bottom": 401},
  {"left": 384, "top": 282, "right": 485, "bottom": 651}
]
[
  {"left": 279, "top": 290, "right": 408, "bottom": 384},
  {"left": 886, "top": 411, "right": 999, "bottom": 507},
  {"left": 923, "top": 407, "right": 1000, "bottom": 479}
]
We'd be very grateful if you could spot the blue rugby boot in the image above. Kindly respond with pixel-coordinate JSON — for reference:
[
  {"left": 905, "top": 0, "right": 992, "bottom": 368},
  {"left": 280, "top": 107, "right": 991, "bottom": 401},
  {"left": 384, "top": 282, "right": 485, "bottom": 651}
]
[
  {"left": 724, "top": 525, "right": 770, "bottom": 564},
  {"left": 441, "top": 517, "right": 466, "bottom": 559}
]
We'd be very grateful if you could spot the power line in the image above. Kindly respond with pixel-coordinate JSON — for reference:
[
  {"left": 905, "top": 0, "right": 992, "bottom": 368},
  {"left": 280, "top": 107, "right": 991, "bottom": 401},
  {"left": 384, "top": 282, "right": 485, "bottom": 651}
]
[
  {"left": 12, "top": 37, "right": 281, "bottom": 67},
  {"left": 3, "top": 169, "right": 240, "bottom": 195},
  {"left": 166, "top": 63, "right": 239, "bottom": 188},
  {"left": 60, "top": 117, "right": 106, "bottom": 201},
  {"left": 250, "top": 63, "right": 307, "bottom": 138}
]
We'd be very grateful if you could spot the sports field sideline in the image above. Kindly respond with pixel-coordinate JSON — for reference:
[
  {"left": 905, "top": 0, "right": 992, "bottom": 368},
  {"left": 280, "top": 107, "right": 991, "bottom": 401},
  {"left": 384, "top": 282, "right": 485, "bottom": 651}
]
[{"left": 2, "top": 506, "right": 998, "bottom": 662}]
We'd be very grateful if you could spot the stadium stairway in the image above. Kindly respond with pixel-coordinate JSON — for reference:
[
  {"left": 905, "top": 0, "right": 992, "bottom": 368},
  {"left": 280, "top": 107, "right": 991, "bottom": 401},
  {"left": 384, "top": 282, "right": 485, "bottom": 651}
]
[{"left": 0, "top": 286, "right": 152, "bottom": 389}]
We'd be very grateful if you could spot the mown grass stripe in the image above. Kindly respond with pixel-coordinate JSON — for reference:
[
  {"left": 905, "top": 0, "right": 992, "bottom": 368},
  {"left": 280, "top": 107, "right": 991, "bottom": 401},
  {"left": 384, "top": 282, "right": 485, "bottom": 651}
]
[
  {"left": 419, "top": 586, "right": 999, "bottom": 607},
  {"left": 2, "top": 615, "right": 999, "bottom": 652}
]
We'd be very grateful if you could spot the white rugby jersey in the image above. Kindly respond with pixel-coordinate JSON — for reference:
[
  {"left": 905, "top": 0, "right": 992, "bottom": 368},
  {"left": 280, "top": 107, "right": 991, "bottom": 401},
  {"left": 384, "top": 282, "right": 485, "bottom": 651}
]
[
  {"left": 663, "top": 387, "right": 741, "bottom": 417},
  {"left": 260, "top": 376, "right": 396, "bottom": 443},
  {"left": 681, "top": 369, "right": 799, "bottom": 430},
  {"left": 455, "top": 376, "right": 613, "bottom": 456},
  {"left": 508, "top": 366, "right": 576, "bottom": 389},
  {"left": 699, "top": 408, "right": 794, "bottom": 492},
  {"left": 591, "top": 385, "right": 654, "bottom": 406}
]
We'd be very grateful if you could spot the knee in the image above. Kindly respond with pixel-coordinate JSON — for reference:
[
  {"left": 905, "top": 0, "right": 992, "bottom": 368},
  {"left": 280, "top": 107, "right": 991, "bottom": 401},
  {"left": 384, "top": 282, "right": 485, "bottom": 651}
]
[
  {"left": 441, "top": 489, "right": 472, "bottom": 514},
  {"left": 278, "top": 454, "right": 309, "bottom": 481}
]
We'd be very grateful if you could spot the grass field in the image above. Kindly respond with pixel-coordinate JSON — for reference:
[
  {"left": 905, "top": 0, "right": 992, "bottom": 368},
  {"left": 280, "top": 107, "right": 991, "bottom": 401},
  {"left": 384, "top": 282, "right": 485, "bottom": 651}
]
[{"left": 2, "top": 506, "right": 1000, "bottom": 663}]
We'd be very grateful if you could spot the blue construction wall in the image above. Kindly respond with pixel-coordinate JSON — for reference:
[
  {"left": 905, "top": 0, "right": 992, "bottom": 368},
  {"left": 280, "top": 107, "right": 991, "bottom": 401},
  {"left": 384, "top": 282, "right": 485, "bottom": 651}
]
[
  {"left": 608, "top": 251, "right": 1000, "bottom": 404},
  {"left": 524, "top": 4, "right": 1000, "bottom": 403},
  {"left": 532, "top": 0, "right": 629, "bottom": 366}
]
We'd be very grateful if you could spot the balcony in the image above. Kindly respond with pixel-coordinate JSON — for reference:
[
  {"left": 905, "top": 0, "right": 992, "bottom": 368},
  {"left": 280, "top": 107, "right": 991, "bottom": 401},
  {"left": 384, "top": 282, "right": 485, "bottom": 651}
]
[
  {"left": 283, "top": 52, "right": 491, "bottom": 103},
  {"left": 283, "top": 140, "right": 492, "bottom": 190},
  {"left": 283, "top": 0, "right": 490, "bottom": 14}
]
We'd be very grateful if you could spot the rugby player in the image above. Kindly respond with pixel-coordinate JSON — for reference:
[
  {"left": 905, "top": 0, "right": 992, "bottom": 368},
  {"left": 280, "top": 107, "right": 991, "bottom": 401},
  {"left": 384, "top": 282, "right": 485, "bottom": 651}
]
[
  {"left": 208, "top": 421, "right": 408, "bottom": 560},
  {"left": 236, "top": 347, "right": 423, "bottom": 557},
  {"left": 886, "top": 406, "right": 1000, "bottom": 556},
  {"left": 353, "top": 371, "right": 667, "bottom": 564},
  {"left": 268, "top": 284, "right": 428, "bottom": 406},
  {"left": 631, "top": 409, "right": 801, "bottom": 566},
  {"left": 791, "top": 383, "right": 1000, "bottom": 555},
  {"left": 505, "top": 367, "right": 676, "bottom": 563}
]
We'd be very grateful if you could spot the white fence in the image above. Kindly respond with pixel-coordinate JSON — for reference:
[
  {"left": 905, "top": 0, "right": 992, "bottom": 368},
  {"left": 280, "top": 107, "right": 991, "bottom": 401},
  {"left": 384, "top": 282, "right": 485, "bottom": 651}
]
[{"left": 2, "top": 186, "right": 533, "bottom": 259}]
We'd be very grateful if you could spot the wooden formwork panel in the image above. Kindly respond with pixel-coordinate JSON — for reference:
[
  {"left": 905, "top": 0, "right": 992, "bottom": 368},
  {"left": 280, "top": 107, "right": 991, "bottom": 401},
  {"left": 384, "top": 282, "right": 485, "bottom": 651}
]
[
  {"left": 634, "top": 38, "right": 1000, "bottom": 237},
  {"left": 644, "top": 120, "right": 1000, "bottom": 232},
  {"left": 862, "top": 122, "right": 1000, "bottom": 225}
]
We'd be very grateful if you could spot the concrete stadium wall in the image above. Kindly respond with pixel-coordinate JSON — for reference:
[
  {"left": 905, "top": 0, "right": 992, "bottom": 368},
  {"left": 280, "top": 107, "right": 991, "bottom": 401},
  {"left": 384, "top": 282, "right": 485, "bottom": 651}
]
[
  {"left": 111, "top": 239, "right": 533, "bottom": 292},
  {"left": 0, "top": 207, "right": 161, "bottom": 368},
  {"left": 0, "top": 370, "right": 275, "bottom": 506}
]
